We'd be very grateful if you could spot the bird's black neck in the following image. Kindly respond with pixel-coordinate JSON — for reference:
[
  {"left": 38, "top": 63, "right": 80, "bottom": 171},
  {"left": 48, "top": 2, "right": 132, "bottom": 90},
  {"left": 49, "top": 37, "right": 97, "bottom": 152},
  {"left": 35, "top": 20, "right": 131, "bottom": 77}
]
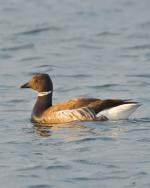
[{"left": 33, "top": 93, "right": 52, "bottom": 116}]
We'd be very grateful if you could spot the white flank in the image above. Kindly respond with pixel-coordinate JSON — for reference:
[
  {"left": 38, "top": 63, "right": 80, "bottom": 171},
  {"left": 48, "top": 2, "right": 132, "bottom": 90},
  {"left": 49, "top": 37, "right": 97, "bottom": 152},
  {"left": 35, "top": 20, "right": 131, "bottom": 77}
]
[{"left": 96, "top": 103, "right": 141, "bottom": 121}]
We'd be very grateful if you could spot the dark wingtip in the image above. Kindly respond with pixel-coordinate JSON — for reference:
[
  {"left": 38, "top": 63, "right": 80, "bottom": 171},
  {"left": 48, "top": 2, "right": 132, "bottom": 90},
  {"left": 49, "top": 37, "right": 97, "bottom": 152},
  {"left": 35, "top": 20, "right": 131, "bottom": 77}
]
[
  {"left": 124, "top": 99, "right": 141, "bottom": 105},
  {"left": 20, "top": 82, "right": 29, "bottom": 88}
]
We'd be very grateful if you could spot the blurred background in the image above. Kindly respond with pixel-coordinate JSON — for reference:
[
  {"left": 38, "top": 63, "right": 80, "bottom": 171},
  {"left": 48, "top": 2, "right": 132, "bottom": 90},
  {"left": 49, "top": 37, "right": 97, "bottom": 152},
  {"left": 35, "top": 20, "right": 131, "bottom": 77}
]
[{"left": 1, "top": 0, "right": 150, "bottom": 187}]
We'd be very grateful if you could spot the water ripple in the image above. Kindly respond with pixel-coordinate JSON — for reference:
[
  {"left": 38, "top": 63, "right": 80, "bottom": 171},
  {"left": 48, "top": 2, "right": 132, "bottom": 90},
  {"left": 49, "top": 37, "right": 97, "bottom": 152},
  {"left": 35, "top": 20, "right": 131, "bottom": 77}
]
[
  {"left": 75, "top": 137, "right": 98, "bottom": 143},
  {"left": 17, "top": 165, "right": 42, "bottom": 171},
  {"left": 128, "top": 74, "right": 150, "bottom": 79},
  {"left": 21, "top": 56, "right": 43, "bottom": 61},
  {"left": 46, "top": 165, "right": 70, "bottom": 170},
  {"left": 28, "top": 185, "right": 52, "bottom": 188},
  {"left": 72, "top": 175, "right": 131, "bottom": 181},
  {"left": 0, "top": 43, "right": 34, "bottom": 52},
  {"left": 16, "top": 26, "right": 61, "bottom": 36},
  {"left": 78, "top": 43, "right": 102, "bottom": 50},
  {"left": 87, "top": 84, "right": 118, "bottom": 89},
  {"left": 55, "top": 74, "right": 91, "bottom": 78},
  {"left": 0, "top": 54, "right": 12, "bottom": 59},
  {"left": 95, "top": 31, "right": 119, "bottom": 37},
  {"left": 73, "top": 159, "right": 101, "bottom": 165},
  {"left": 138, "top": 21, "right": 150, "bottom": 30},
  {"left": 8, "top": 99, "right": 27, "bottom": 103},
  {"left": 123, "top": 44, "right": 150, "bottom": 51}
]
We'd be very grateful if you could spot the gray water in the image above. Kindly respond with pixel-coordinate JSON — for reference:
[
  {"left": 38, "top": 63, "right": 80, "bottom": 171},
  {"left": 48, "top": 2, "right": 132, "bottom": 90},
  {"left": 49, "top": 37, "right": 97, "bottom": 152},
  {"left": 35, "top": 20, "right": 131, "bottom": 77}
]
[{"left": 1, "top": 0, "right": 150, "bottom": 187}]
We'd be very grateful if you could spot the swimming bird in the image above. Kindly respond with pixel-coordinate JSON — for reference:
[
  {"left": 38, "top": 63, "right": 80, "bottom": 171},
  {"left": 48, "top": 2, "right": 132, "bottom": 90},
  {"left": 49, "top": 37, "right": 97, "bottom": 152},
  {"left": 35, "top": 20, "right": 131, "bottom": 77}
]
[{"left": 20, "top": 73, "right": 140, "bottom": 124}]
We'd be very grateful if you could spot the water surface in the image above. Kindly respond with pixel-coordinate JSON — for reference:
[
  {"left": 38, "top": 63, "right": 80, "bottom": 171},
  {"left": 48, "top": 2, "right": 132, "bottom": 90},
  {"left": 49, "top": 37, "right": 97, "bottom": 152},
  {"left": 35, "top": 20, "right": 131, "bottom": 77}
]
[{"left": 1, "top": 0, "right": 150, "bottom": 187}]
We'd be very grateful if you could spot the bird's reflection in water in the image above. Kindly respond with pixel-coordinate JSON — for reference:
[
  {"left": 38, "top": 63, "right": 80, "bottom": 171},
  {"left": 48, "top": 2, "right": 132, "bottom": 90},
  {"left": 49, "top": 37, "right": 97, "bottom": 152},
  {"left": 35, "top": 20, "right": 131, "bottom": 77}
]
[
  {"left": 33, "top": 122, "right": 87, "bottom": 138},
  {"left": 32, "top": 121, "right": 128, "bottom": 139}
]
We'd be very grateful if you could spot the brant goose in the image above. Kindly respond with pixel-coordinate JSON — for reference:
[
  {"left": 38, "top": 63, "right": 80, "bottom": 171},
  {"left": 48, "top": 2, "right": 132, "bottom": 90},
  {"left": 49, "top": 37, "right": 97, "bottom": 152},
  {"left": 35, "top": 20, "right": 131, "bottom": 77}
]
[{"left": 21, "top": 73, "right": 140, "bottom": 124}]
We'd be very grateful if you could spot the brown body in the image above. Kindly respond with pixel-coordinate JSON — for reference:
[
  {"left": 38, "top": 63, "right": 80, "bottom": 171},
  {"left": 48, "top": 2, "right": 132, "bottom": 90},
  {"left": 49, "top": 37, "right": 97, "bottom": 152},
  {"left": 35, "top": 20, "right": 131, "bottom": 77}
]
[
  {"left": 31, "top": 97, "right": 136, "bottom": 124},
  {"left": 21, "top": 74, "right": 139, "bottom": 124}
]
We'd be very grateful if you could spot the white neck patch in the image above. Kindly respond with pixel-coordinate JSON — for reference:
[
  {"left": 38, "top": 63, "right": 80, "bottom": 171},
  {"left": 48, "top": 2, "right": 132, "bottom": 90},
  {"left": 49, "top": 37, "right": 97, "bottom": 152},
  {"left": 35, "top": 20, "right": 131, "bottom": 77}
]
[{"left": 38, "top": 90, "right": 52, "bottom": 97}]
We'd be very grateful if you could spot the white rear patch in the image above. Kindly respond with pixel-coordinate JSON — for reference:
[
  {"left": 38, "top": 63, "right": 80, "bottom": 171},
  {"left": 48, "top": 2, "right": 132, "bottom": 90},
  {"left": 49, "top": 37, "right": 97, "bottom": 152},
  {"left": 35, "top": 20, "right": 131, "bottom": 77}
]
[{"left": 96, "top": 103, "right": 141, "bottom": 121}]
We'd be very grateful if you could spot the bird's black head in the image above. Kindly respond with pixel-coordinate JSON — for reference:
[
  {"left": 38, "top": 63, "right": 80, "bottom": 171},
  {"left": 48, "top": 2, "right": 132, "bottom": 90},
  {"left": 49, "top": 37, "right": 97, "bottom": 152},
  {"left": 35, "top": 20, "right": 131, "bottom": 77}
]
[{"left": 21, "top": 73, "right": 53, "bottom": 93}]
